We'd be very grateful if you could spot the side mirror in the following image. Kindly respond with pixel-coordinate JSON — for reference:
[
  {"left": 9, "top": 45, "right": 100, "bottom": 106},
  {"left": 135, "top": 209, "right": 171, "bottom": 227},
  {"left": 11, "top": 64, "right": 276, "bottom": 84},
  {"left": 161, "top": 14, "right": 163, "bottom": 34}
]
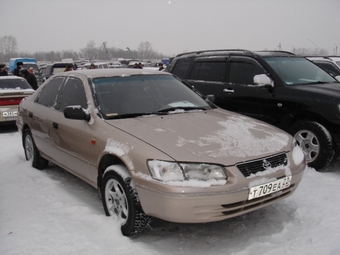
[
  {"left": 254, "top": 74, "right": 274, "bottom": 88},
  {"left": 206, "top": 94, "right": 215, "bottom": 103},
  {"left": 64, "top": 106, "right": 90, "bottom": 122}
]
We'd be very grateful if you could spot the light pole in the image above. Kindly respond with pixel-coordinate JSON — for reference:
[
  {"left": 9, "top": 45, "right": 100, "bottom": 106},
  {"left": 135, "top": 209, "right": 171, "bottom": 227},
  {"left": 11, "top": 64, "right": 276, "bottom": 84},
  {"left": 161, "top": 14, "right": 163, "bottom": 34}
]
[{"left": 126, "top": 47, "right": 135, "bottom": 59}]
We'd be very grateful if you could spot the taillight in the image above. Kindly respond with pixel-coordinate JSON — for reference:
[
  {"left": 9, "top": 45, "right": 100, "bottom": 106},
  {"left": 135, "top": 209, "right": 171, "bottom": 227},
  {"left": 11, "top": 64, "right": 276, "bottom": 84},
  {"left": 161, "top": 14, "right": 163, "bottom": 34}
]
[{"left": 0, "top": 97, "right": 25, "bottom": 106}]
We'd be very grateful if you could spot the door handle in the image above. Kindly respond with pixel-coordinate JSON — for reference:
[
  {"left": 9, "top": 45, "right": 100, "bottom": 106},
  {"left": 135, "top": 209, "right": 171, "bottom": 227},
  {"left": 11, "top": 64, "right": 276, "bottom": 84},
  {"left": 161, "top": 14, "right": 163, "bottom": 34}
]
[
  {"left": 223, "top": 88, "right": 234, "bottom": 93},
  {"left": 52, "top": 122, "right": 58, "bottom": 129}
]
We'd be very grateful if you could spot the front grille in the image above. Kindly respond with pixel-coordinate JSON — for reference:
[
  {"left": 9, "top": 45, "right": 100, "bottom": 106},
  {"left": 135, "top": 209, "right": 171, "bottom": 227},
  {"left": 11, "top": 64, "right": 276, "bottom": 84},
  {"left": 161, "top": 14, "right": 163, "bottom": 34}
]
[{"left": 236, "top": 153, "right": 288, "bottom": 177}]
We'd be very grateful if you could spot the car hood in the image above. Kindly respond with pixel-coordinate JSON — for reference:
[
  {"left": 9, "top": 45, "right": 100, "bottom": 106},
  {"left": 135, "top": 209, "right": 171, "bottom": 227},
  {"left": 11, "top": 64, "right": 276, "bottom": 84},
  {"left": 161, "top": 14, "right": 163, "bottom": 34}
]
[
  {"left": 294, "top": 82, "right": 340, "bottom": 97},
  {"left": 105, "top": 109, "right": 291, "bottom": 165}
]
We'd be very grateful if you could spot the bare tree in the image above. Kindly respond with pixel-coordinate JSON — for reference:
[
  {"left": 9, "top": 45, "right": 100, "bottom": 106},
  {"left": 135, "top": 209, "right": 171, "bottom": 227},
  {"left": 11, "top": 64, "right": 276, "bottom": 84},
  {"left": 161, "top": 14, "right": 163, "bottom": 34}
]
[
  {"left": 138, "top": 41, "right": 153, "bottom": 59},
  {"left": 80, "top": 41, "right": 98, "bottom": 61},
  {"left": 0, "top": 35, "right": 18, "bottom": 56}
]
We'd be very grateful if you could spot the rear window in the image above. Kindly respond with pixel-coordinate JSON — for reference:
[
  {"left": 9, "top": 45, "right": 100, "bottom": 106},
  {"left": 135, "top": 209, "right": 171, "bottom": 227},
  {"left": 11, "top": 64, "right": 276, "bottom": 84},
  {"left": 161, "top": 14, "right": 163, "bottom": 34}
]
[
  {"left": 0, "top": 79, "right": 32, "bottom": 89},
  {"left": 171, "top": 58, "right": 193, "bottom": 78},
  {"left": 190, "top": 62, "right": 226, "bottom": 82}
]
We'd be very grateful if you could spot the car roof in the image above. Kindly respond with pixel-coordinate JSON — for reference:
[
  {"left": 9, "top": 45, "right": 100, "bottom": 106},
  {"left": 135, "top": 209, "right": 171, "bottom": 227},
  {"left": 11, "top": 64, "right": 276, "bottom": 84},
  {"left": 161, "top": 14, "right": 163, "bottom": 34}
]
[
  {"left": 174, "top": 49, "right": 296, "bottom": 59},
  {"left": 0, "top": 76, "right": 26, "bottom": 81},
  {"left": 54, "top": 68, "right": 172, "bottom": 79}
]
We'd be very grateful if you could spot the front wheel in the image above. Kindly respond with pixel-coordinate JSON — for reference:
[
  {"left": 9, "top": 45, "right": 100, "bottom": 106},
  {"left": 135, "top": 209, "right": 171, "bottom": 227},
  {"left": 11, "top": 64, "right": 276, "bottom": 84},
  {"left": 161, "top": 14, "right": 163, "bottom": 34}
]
[
  {"left": 101, "top": 165, "right": 152, "bottom": 236},
  {"left": 288, "top": 120, "right": 334, "bottom": 171},
  {"left": 23, "top": 129, "right": 49, "bottom": 170}
]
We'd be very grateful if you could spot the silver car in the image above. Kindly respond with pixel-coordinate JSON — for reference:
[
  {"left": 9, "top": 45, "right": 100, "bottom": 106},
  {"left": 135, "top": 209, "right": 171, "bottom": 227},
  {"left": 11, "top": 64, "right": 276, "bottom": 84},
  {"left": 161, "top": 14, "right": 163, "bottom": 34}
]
[{"left": 16, "top": 69, "right": 306, "bottom": 236}]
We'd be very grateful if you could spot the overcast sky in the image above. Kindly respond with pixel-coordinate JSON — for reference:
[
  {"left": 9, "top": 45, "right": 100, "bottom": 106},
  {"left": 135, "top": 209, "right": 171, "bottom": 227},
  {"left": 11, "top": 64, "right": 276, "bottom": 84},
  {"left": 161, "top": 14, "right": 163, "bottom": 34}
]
[{"left": 1, "top": 0, "right": 339, "bottom": 56}]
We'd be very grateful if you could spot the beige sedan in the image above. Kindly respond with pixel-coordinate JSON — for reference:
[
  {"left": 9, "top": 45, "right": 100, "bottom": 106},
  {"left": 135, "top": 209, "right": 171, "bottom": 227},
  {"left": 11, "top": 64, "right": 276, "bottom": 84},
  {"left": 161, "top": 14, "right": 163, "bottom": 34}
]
[
  {"left": 16, "top": 69, "right": 306, "bottom": 236},
  {"left": 0, "top": 76, "right": 35, "bottom": 125}
]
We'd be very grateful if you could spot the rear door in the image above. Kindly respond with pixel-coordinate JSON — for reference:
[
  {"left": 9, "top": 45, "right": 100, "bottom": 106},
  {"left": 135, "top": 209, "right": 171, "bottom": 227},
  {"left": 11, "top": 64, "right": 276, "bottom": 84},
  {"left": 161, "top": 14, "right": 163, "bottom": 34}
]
[
  {"left": 187, "top": 57, "right": 228, "bottom": 107},
  {"left": 31, "top": 76, "right": 65, "bottom": 156}
]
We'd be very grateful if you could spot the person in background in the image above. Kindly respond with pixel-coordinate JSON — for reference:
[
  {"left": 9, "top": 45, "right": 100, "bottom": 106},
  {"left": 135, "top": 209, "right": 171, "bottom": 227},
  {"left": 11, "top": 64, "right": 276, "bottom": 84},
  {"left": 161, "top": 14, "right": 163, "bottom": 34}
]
[
  {"left": 0, "top": 63, "right": 5, "bottom": 72},
  {"left": 28, "top": 67, "right": 35, "bottom": 74},
  {"left": 20, "top": 68, "right": 38, "bottom": 90},
  {"left": 138, "top": 62, "right": 143, "bottom": 69},
  {"left": 90, "top": 63, "right": 96, "bottom": 69},
  {"left": 158, "top": 63, "right": 164, "bottom": 71},
  {"left": 64, "top": 65, "right": 73, "bottom": 72},
  {"left": 13, "top": 62, "right": 23, "bottom": 76},
  {"left": 0, "top": 66, "right": 9, "bottom": 76}
]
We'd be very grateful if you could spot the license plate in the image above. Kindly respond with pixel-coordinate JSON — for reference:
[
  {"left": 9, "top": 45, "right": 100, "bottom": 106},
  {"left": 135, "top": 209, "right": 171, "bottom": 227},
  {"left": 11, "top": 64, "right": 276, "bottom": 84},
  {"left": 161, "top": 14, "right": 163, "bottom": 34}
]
[
  {"left": 248, "top": 176, "right": 292, "bottom": 200},
  {"left": 2, "top": 111, "right": 18, "bottom": 117}
]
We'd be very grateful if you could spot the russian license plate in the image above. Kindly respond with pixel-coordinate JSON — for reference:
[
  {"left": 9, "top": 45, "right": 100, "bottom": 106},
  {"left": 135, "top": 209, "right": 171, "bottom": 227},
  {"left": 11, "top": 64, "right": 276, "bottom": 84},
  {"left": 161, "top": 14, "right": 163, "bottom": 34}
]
[
  {"left": 248, "top": 176, "right": 292, "bottom": 200},
  {"left": 2, "top": 111, "right": 18, "bottom": 117}
]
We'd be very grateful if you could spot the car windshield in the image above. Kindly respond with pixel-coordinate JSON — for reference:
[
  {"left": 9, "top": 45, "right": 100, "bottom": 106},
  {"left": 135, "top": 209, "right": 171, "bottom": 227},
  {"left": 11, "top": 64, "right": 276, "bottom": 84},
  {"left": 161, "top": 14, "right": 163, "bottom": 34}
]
[
  {"left": 263, "top": 57, "right": 336, "bottom": 85},
  {"left": 92, "top": 75, "right": 212, "bottom": 119},
  {"left": 0, "top": 79, "right": 32, "bottom": 89}
]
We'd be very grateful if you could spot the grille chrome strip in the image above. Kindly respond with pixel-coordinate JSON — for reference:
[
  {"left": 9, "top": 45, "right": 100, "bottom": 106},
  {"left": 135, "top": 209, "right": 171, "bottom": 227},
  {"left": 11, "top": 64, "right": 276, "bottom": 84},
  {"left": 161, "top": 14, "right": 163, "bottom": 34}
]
[{"left": 236, "top": 153, "right": 288, "bottom": 177}]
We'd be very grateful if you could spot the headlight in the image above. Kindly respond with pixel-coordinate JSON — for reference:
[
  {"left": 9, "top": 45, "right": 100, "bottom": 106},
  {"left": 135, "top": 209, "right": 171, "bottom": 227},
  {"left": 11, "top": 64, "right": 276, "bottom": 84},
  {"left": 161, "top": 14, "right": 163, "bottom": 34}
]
[{"left": 147, "top": 160, "right": 227, "bottom": 182}]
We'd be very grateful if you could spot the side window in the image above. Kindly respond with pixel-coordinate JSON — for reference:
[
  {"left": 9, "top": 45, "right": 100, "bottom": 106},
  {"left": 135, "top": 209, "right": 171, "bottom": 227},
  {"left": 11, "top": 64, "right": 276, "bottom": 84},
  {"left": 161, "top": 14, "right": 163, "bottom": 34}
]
[
  {"left": 35, "top": 77, "right": 64, "bottom": 108},
  {"left": 171, "top": 58, "right": 193, "bottom": 78},
  {"left": 190, "top": 62, "right": 226, "bottom": 82},
  {"left": 58, "top": 77, "right": 87, "bottom": 112},
  {"left": 229, "top": 60, "right": 265, "bottom": 85}
]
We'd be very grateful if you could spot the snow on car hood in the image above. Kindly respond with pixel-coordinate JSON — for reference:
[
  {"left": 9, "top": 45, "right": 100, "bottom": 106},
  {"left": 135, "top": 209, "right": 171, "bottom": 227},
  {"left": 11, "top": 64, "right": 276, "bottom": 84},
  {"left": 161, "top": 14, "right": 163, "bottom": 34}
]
[{"left": 105, "top": 109, "right": 291, "bottom": 165}]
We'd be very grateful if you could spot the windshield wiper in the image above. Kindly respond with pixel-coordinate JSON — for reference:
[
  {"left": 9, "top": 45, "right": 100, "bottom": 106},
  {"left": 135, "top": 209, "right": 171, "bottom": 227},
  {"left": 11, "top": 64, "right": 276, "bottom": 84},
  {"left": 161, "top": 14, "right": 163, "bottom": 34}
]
[
  {"left": 106, "top": 107, "right": 209, "bottom": 119},
  {"left": 107, "top": 111, "right": 168, "bottom": 119},
  {"left": 158, "top": 106, "right": 208, "bottom": 113}
]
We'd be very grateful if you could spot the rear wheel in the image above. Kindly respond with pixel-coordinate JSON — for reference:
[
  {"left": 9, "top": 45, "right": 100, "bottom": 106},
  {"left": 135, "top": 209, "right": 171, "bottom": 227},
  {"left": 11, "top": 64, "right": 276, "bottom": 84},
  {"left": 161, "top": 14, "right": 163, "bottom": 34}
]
[
  {"left": 288, "top": 120, "right": 334, "bottom": 171},
  {"left": 101, "top": 165, "right": 152, "bottom": 236},
  {"left": 23, "top": 129, "right": 49, "bottom": 170}
]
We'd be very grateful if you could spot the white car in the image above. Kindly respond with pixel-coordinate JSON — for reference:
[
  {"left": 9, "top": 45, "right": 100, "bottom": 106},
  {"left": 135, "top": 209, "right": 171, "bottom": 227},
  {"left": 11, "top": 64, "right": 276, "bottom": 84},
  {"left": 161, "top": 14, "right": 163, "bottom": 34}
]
[
  {"left": 307, "top": 56, "right": 340, "bottom": 78},
  {"left": 82, "top": 62, "right": 109, "bottom": 69},
  {"left": 0, "top": 76, "right": 35, "bottom": 125}
]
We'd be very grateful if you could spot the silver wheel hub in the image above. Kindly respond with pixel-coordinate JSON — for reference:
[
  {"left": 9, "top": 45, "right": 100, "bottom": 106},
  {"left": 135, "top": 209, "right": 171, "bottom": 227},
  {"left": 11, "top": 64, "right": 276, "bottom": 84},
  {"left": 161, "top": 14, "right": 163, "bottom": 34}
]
[
  {"left": 104, "top": 179, "right": 128, "bottom": 225},
  {"left": 25, "top": 135, "right": 34, "bottom": 161},
  {"left": 294, "top": 129, "right": 319, "bottom": 163}
]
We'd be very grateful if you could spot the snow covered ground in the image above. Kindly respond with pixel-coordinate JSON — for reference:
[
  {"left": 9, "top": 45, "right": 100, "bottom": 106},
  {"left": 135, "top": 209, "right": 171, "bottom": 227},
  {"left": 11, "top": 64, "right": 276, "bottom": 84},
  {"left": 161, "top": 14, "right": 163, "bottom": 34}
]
[{"left": 1, "top": 125, "right": 340, "bottom": 255}]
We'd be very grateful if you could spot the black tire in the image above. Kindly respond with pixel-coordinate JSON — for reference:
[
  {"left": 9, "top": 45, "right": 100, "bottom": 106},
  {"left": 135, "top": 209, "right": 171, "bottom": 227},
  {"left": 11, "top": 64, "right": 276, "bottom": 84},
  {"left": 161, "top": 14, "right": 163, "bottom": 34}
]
[
  {"left": 288, "top": 120, "right": 334, "bottom": 171},
  {"left": 23, "top": 129, "right": 49, "bottom": 170},
  {"left": 101, "top": 165, "right": 152, "bottom": 236}
]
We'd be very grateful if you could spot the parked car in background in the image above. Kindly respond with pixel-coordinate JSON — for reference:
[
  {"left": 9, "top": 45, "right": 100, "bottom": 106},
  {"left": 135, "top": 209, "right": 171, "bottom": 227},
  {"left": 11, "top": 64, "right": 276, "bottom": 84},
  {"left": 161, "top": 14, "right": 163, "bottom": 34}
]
[
  {"left": 16, "top": 68, "right": 305, "bottom": 236},
  {"left": 9, "top": 57, "right": 38, "bottom": 73},
  {"left": 36, "top": 62, "right": 75, "bottom": 86},
  {"left": 0, "top": 76, "right": 34, "bottom": 125},
  {"left": 108, "top": 61, "right": 123, "bottom": 68},
  {"left": 166, "top": 49, "right": 340, "bottom": 170},
  {"left": 307, "top": 56, "right": 340, "bottom": 78},
  {"left": 82, "top": 62, "right": 108, "bottom": 69}
]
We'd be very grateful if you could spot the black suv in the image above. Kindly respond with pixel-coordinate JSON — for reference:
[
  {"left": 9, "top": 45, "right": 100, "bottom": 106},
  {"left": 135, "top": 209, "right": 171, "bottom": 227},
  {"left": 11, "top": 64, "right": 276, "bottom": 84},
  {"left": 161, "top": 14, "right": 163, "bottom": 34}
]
[
  {"left": 36, "top": 63, "right": 74, "bottom": 86},
  {"left": 166, "top": 49, "right": 340, "bottom": 170}
]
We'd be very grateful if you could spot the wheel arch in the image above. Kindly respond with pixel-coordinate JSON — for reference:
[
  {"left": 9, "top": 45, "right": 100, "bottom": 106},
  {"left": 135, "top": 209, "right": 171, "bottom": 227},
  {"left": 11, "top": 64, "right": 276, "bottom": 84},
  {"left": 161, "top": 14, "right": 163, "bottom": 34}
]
[
  {"left": 280, "top": 111, "right": 332, "bottom": 132},
  {"left": 97, "top": 154, "right": 128, "bottom": 190}
]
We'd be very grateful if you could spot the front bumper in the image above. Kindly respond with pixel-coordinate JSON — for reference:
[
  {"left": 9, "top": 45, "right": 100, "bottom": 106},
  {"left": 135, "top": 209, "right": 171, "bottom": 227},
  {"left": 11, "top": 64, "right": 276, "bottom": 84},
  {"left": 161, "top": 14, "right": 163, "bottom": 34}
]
[{"left": 134, "top": 164, "right": 305, "bottom": 223}]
